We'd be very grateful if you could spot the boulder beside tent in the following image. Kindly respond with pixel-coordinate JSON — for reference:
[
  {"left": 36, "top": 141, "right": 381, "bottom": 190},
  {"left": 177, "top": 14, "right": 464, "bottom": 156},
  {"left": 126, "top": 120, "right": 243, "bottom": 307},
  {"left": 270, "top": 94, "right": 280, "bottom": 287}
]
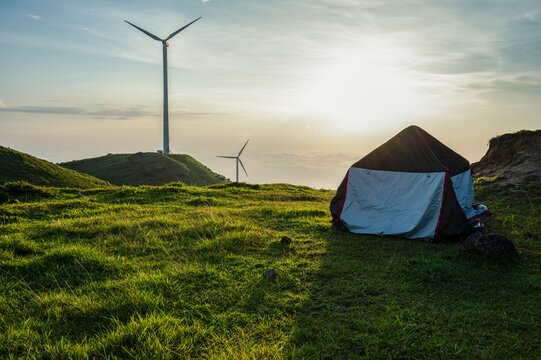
[{"left": 330, "top": 125, "right": 478, "bottom": 241}]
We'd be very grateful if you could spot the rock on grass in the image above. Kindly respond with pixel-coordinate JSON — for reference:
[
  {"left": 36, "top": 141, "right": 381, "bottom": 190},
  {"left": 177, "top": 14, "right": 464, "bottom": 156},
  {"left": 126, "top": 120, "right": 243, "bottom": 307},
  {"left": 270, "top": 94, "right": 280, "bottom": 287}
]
[
  {"left": 263, "top": 269, "right": 277, "bottom": 280},
  {"left": 460, "top": 232, "right": 516, "bottom": 256}
]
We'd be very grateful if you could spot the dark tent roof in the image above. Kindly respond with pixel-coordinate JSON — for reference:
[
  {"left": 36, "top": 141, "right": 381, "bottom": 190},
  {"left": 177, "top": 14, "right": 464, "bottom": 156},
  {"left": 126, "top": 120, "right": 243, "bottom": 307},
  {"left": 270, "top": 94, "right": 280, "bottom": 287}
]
[{"left": 352, "top": 125, "right": 470, "bottom": 177}]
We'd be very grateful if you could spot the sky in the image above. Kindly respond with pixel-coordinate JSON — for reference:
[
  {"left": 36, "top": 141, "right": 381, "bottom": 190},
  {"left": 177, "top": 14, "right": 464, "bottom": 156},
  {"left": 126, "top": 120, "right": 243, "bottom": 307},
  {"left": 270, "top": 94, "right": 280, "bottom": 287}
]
[{"left": 1, "top": 0, "right": 540, "bottom": 189}]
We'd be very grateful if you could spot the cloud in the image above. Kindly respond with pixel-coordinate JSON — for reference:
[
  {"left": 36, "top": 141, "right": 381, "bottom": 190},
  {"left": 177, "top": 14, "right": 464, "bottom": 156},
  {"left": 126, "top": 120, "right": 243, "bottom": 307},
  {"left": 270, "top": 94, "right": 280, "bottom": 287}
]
[
  {"left": 462, "top": 72, "right": 541, "bottom": 99},
  {"left": 88, "top": 108, "right": 149, "bottom": 119},
  {"left": 261, "top": 152, "right": 360, "bottom": 169},
  {"left": 170, "top": 111, "right": 230, "bottom": 117},
  {"left": 27, "top": 14, "right": 40, "bottom": 20},
  {"left": 523, "top": 10, "right": 540, "bottom": 23},
  {"left": 0, "top": 106, "right": 83, "bottom": 114},
  {"left": 0, "top": 104, "right": 229, "bottom": 120},
  {"left": 0, "top": 105, "right": 144, "bottom": 118}
]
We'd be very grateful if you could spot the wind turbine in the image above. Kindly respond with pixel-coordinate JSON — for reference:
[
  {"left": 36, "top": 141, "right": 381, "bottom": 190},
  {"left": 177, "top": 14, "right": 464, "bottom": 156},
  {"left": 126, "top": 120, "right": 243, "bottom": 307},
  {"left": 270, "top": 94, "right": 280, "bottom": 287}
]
[
  {"left": 125, "top": 17, "right": 201, "bottom": 155},
  {"left": 217, "top": 140, "right": 249, "bottom": 182}
]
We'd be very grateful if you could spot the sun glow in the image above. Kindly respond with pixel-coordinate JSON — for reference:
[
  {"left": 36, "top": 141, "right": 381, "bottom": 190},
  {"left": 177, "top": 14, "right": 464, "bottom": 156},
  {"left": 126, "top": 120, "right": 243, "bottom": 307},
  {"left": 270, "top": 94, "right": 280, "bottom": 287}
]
[{"left": 299, "top": 41, "right": 429, "bottom": 132}]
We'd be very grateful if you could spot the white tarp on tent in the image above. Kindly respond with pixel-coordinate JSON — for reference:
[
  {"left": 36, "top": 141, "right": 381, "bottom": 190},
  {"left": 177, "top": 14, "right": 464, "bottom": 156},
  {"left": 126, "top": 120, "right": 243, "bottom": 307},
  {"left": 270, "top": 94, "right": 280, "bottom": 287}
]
[
  {"left": 339, "top": 168, "right": 446, "bottom": 239},
  {"left": 451, "top": 169, "right": 475, "bottom": 219}
]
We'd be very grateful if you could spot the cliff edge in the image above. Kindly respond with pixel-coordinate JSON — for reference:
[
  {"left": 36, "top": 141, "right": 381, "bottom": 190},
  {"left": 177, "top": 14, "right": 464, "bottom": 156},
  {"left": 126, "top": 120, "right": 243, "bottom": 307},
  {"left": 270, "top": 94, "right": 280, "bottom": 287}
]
[{"left": 471, "top": 129, "right": 541, "bottom": 183}]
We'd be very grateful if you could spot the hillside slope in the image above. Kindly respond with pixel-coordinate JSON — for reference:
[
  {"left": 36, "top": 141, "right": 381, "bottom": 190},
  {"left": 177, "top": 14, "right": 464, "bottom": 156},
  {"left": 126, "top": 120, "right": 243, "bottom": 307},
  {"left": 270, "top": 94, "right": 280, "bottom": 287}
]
[
  {"left": 472, "top": 129, "right": 541, "bottom": 183},
  {"left": 60, "top": 152, "right": 227, "bottom": 186},
  {"left": 0, "top": 146, "right": 110, "bottom": 188}
]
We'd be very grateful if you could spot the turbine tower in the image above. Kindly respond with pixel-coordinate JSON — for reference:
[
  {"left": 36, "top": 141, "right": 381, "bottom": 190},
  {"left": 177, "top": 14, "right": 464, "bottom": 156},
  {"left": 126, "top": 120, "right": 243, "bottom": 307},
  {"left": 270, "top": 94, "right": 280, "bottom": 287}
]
[
  {"left": 125, "top": 17, "right": 201, "bottom": 155},
  {"left": 217, "top": 140, "right": 249, "bottom": 183}
]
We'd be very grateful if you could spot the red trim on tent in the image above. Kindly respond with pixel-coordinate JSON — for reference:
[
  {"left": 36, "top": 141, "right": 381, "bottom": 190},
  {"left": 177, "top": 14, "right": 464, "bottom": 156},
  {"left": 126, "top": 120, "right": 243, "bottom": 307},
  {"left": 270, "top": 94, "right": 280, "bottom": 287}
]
[
  {"left": 337, "top": 169, "right": 350, "bottom": 221},
  {"left": 434, "top": 172, "right": 449, "bottom": 240}
]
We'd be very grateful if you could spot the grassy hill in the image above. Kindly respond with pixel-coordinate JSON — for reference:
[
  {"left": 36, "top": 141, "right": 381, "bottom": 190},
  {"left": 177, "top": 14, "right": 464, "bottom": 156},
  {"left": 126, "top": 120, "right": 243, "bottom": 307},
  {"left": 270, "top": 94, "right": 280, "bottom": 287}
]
[
  {"left": 0, "top": 146, "right": 110, "bottom": 189},
  {"left": 59, "top": 152, "right": 227, "bottom": 186},
  {"left": 0, "top": 180, "right": 539, "bottom": 358}
]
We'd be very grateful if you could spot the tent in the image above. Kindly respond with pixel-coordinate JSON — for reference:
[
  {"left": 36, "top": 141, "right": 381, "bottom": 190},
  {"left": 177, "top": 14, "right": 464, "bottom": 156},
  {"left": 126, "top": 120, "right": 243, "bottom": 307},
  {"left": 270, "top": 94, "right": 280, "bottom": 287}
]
[{"left": 330, "top": 125, "right": 476, "bottom": 241}]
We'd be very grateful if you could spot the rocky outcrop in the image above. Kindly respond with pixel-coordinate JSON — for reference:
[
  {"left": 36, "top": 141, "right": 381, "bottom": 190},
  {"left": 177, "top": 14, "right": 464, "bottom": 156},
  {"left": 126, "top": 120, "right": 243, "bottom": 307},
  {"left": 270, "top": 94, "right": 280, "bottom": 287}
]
[{"left": 471, "top": 129, "right": 541, "bottom": 184}]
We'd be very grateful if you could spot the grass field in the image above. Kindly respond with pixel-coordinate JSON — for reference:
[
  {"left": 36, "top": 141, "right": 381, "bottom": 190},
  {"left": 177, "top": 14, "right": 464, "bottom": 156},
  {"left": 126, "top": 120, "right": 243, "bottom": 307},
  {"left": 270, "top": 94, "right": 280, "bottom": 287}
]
[{"left": 0, "top": 179, "right": 539, "bottom": 359}]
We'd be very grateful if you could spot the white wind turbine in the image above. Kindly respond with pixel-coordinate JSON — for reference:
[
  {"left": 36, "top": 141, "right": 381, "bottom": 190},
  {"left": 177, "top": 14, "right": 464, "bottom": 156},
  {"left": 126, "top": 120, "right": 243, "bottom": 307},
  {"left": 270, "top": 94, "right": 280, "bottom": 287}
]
[
  {"left": 125, "top": 17, "right": 201, "bottom": 155},
  {"left": 217, "top": 140, "right": 249, "bottom": 182}
]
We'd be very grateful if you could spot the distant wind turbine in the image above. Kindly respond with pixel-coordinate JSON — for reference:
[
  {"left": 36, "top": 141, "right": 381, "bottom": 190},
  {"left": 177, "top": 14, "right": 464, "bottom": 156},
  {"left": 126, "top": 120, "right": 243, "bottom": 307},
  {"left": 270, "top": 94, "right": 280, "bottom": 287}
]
[
  {"left": 125, "top": 17, "right": 201, "bottom": 155},
  {"left": 217, "top": 140, "right": 249, "bottom": 182}
]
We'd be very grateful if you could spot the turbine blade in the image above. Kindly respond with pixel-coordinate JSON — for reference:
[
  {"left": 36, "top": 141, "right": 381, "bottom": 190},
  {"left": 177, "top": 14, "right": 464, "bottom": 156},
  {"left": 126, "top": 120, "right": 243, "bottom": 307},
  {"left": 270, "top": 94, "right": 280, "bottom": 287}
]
[
  {"left": 165, "top": 17, "right": 202, "bottom": 41},
  {"left": 217, "top": 156, "right": 236, "bottom": 159},
  {"left": 125, "top": 20, "right": 162, "bottom": 41},
  {"left": 238, "top": 139, "right": 249, "bottom": 156},
  {"left": 238, "top": 158, "right": 248, "bottom": 177}
]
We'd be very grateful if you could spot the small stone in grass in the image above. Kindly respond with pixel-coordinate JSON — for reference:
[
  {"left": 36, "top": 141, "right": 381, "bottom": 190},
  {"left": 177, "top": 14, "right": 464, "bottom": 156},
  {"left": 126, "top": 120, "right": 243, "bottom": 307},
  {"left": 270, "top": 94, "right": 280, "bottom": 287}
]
[
  {"left": 77, "top": 193, "right": 84, "bottom": 198},
  {"left": 263, "top": 269, "right": 277, "bottom": 280},
  {"left": 280, "top": 236, "right": 292, "bottom": 245}
]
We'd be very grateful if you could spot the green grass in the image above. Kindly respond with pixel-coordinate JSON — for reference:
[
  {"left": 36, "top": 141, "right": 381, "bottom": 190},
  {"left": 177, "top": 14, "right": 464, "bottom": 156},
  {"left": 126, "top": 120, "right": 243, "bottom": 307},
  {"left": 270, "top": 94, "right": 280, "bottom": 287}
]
[
  {"left": 59, "top": 152, "right": 227, "bottom": 187},
  {"left": 0, "top": 180, "right": 539, "bottom": 359},
  {"left": 0, "top": 146, "right": 110, "bottom": 189}
]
